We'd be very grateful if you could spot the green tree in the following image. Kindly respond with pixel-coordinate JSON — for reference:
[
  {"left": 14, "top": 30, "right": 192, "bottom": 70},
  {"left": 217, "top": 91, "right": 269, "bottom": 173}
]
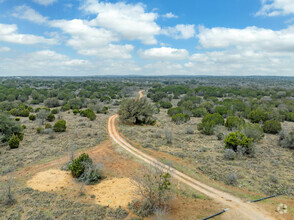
[
  {"left": 0, "top": 113, "right": 22, "bottom": 143},
  {"left": 118, "top": 98, "right": 155, "bottom": 125}
]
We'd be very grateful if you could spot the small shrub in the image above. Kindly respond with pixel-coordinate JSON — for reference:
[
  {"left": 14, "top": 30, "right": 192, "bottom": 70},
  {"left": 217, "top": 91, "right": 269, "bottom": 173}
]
[
  {"left": 224, "top": 149, "right": 236, "bottom": 160},
  {"left": 69, "top": 153, "right": 93, "bottom": 178},
  {"left": 165, "top": 129, "right": 173, "bottom": 144},
  {"left": 241, "top": 122, "right": 264, "bottom": 141},
  {"left": 160, "top": 101, "right": 172, "bottom": 109},
  {"left": 279, "top": 130, "right": 294, "bottom": 149},
  {"left": 226, "top": 173, "right": 238, "bottom": 186},
  {"left": 43, "top": 128, "right": 53, "bottom": 135},
  {"left": 53, "top": 120, "right": 66, "bottom": 132},
  {"left": 61, "top": 104, "right": 70, "bottom": 112},
  {"left": 262, "top": 120, "right": 281, "bottom": 134},
  {"left": 21, "top": 125, "right": 26, "bottom": 130},
  {"left": 171, "top": 113, "right": 190, "bottom": 124},
  {"left": 36, "top": 127, "right": 44, "bottom": 134},
  {"left": 8, "top": 134, "right": 20, "bottom": 149},
  {"left": 73, "top": 109, "right": 80, "bottom": 115},
  {"left": 9, "top": 108, "right": 18, "bottom": 116},
  {"left": 248, "top": 109, "right": 268, "bottom": 123},
  {"left": 51, "top": 108, "right": 59, "bottom": 114},
  {"left": 19, "top": 109, "right": 30, "bottom": 117},
  {"left": 15, "top": 117, "right": 20, "bottom": 121},
  {"left": 217, "top": 132, "right": 224, "bottom": 140},
  {"left": 81, "top": 109, "right": 96, "bottom": 121},
  {"left": 185, "top": 127, "right": 194, "bottom": 134},
  {"left": 47, "top": 113, "right": 55, "bottom": 122},
  {"left": 167, "top": 107, "right": 183, "bottom": 117},
  {"left": 198, "top": 113, "right": 224, "bottom": 135},
  {"left": 225, "top": 116, "right": 245, "bottom": 130},
  {"left": 29, "top": 114, "right": 36, "bottom": 121},
  {"left": 45, "top": 123, "right": 52, "bottom": 129},
  {"left": 192, "top": 107, "right": 207, "bottom": 117},
  {"left": 224, "top": 131, "right": 253, "bottom": 153},
  {"left": 214, "top": 106, "right": 228, "bottom": 116}
]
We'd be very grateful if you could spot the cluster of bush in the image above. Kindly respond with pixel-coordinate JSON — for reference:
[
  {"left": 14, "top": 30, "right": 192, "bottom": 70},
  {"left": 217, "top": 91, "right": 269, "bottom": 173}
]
[{"left": 0, "top": 113, "right": 24, "bottom": 149}]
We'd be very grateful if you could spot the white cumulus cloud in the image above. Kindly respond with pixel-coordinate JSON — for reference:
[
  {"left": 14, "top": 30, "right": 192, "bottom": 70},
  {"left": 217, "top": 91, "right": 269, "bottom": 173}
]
[
  {"left": 82, "top": 0, "right": 160, "bottom": 45},
  {"left": 12, "top": 5, "right": 48, "bottom": 24},
  {"left": 256, "top": 0, "right": 294, "bottom": 16},
  {"left": 139, "top": 47, "right": 189, "bottom": 60},
  {"left": 197, "top": 25, "right": 294, "bottom": 53},
  {"left": 50, "top": 19, "right": 133, "bottom": 59},
  {"left": 0, "top": 23, "right": 57, "bottom": 45},
  {"left": 162, "top": 24, "right": 195, "bottom": 39}
]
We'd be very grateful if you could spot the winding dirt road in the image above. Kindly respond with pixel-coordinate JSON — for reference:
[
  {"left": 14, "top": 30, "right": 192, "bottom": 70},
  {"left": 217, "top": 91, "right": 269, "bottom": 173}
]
[{"left": 108, "top": 90, "right": 275, "bottom": 220}]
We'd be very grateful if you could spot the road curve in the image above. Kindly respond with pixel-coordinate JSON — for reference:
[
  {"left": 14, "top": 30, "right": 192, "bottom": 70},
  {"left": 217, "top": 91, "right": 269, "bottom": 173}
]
[
  {"left": 108, "top": 115, "right": 274, "bottom": 219},
  {"left": 108, "top": 90, "right": 274, "bottom": 219}
]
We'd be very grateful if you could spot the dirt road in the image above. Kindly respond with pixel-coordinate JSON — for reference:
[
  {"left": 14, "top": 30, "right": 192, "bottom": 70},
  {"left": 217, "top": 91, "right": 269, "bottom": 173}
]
[{"left": 108, "top": 90, "right": 275, "bottom": 219}]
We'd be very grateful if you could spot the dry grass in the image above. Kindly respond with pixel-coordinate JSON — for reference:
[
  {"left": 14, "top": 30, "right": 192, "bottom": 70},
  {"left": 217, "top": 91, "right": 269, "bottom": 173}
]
[
  {"left": 120, "top": 109, "right": 294, "bottom": 196},
  {"left": 0, "top": 110, "right": 108, "bottom": 176}
]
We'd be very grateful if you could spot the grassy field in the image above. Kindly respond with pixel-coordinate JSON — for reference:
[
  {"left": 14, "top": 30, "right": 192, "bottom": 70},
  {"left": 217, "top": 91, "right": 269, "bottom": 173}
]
[{"left": 0, "top": 110, "right": 109, "bottom": 176}]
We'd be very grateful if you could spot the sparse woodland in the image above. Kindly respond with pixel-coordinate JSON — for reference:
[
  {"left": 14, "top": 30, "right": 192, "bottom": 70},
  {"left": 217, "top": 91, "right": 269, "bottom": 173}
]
[{"left": 1, "top": 76, "right": 294, "bottom": 219}]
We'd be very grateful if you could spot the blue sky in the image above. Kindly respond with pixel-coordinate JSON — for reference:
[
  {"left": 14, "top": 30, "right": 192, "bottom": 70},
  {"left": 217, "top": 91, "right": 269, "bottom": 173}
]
[{"left": 0, "top": 0, "right": 294, "bottom": 76}]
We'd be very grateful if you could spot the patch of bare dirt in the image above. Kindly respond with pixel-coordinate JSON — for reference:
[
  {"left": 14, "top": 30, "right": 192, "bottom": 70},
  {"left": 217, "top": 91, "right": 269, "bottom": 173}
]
[
  {"left": 88, "top": 178, "right": 137, "bottom": 207},
  {"left": 26, "top": 169, "right": 137, "bottom": 208}
]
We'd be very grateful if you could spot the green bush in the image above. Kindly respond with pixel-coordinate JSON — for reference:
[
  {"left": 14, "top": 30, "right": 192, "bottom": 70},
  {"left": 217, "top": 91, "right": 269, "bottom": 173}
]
[
  {"left": 21, "top": 125, "right": 26, "bottom": 130},
  {"left": 51, "top": 108, "right": 59, "bottom": 114},
  {"left": 19, "top": 109, "right": 30, "bottom": 117},
  {"left": 61, "top": 104, "right": 70, "bottom": 112},
  {"left": 73, "top": 109, "right": 80, "bottom": 115},
  {"left": 160, "top": 101, "right": 172, "bottom": 109},
  {"left": 225, "top": 116, "right": 245, "bottom": 130},
  {"left": 224, "top": 131, "right": 253, "bottom": 153},
  {"left": 240, "top": 122, "right": 264, "bottom": 141},
  {"left": 167, "top": 107, "right": 183, "bottom": 117},
  {"left": 81, "top": 109, "right": 96, "bottom": 121},
  {"left": 285, "top": 112, "right": 294, "bottom": 122},
  {"left": 9, "top": 108, "right": 18, "bottom": 116},
  {"left": 69, "top": 153, "right": 93, "bottom": 178},
  {"left": 47, "top": 113, "right": 55, "bottom": 122},
  {"left": 279, "top": 130, "right": 294, "bottom": 149},
  {"left": 248, "top": 109, "right": 267, "bottom": 123},
  {"left": 262, "top": 120, "right": 281, "bottom": 134},
  {"left": 15, "top": 117, "right": 20, "bottom": 121},
  {"left": 214, "top": 106, "right": 228, "bottom": 116},
  {"left": 191, "top": 107, "right": 207, "bottom": 117},
  {"left": 45, "top": 123, "right": 52, "bottom": 129},
  {"left": 171, "top": 113, "right": 190, "bottom": 124},
  {"left": 36, "top": 127, "right": 44, "bottom": 134},
  {"left": 29, "top": 114, "right": 36, "bottom": 121},
  {"left": 53, "top": 120, "right": 66, "bottom": 132},
  {"left": 198, "top": 113, "right": 224, "bottom": 135},
  {"left": 8, "top": 134, "right": 20, "bottom": 149}
]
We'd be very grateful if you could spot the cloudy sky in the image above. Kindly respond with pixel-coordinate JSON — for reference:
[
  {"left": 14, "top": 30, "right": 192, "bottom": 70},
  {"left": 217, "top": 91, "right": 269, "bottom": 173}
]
[{"left": 0, "top": 0, "right": 294, "bottom": 76}]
